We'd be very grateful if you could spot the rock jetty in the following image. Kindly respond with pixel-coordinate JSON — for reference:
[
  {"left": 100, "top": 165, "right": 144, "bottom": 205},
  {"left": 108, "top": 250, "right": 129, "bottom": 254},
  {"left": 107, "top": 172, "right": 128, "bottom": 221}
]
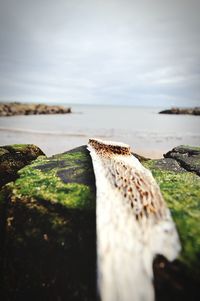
[
  {"left": 0, "top": 102, "right": 71, "bottom": 116},
  {"left": 0, "top": 143, "right": 199, "bottom": 300},
  {"left": 159, "top": 107, "right": 200, "bottom": 115}
]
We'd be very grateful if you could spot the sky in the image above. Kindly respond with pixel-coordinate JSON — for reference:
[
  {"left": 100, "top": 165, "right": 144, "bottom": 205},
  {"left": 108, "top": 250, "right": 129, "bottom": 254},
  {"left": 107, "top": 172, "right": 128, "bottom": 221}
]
[{"left": 0, "top": 0, "right": 200, "bottom": 107}]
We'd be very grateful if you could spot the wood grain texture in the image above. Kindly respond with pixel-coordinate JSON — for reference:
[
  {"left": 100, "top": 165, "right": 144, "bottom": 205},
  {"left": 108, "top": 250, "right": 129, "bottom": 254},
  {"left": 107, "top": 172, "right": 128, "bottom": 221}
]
[{"left": 88, "top": 138, "right": 181, "bottom": 301}]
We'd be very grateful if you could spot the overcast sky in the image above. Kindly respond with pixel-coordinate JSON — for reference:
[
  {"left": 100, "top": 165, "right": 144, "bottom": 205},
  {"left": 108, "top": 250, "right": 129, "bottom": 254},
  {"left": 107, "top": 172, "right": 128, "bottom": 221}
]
[{"left": 0, "top": 0, "right": 200, "bottom": 106}]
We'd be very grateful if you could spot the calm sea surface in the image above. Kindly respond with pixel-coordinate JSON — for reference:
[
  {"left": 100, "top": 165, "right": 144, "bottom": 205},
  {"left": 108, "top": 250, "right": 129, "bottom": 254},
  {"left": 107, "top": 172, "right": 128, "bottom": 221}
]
[{"left": 0, "top": 105, "right": 199, "bottom": 158}]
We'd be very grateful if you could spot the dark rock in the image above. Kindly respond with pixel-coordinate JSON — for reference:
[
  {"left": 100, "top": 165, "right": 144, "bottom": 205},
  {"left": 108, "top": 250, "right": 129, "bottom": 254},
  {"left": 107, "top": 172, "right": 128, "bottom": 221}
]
[
  {"left": 164, "top": 145, "right": 200, "bottom": 176},
  {"left": 0, "top": 144, "right": 45, "bottom": 187},
  {"left": 159, "top": 109, "right": 173, "bottom": 114},
  {"left": 153, "top": 255, "right": 200, "bottom": 301},
  {"left": 132, "top": 152, "right": 150, "bottom": 162},
  {"left": 159, "top": 107, "right": 200, "bottom": 115},
  {"left": 154, "top": 158, "right": 186, "bottom": 173}
]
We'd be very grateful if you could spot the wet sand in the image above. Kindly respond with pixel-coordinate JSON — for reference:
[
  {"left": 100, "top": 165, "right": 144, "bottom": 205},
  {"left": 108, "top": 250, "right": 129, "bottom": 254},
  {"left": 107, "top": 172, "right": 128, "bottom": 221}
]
[{"left": 0, "top": 129, "right": 164, "bottom": 158}]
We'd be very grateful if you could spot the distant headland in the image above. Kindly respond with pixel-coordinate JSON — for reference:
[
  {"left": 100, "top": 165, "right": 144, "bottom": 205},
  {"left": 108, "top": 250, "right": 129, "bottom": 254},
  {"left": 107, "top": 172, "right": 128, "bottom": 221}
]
[
  {"left": 0, "top": 102, "right": 71, "bottom": 116},
  {"left": 159, "top": 107, "right": 200, "bottom": 115}
]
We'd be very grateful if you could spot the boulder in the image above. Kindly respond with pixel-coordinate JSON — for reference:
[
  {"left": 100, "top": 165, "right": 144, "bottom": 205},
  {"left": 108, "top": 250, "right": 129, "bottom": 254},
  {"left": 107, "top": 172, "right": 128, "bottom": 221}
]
[
  {"left": 0, "top": 146, "right": 96, "bottom": 301},
  {"left": 164, "top": 145, "right": 200, "bottom": 176},
  {"left": 143, "top": 145, "right": 200, "bottom": 300},
  {"left": 0, "top": 144, "right": 199, "bottom": 300},
  {"left": 0, "top": 144, "right": 45, "bottom": 188}
]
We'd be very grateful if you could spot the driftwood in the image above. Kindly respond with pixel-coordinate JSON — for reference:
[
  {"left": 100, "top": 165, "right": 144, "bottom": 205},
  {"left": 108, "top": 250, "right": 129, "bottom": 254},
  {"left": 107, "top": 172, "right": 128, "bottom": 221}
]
[{"left": 88, "top": 138, "right": 181, "bottom": 301}]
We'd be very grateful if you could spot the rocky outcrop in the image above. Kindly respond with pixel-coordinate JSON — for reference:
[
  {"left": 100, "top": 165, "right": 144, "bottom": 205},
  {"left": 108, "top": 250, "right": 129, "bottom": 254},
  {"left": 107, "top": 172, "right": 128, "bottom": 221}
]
[
  {"left": 159, "top": 107, "right": 200, "bottom": 115},
  {"left": 0, "top": 144, "right": 199, "bottom": 300},
  {"left": 0, "top": 144, "right": 45, "bottom": 187},
  {"left": 0, "top": 102, "right": 71, "bottom": 116},
  {"left": 0, "top": 146, "right": 96, "bottom": 301}
]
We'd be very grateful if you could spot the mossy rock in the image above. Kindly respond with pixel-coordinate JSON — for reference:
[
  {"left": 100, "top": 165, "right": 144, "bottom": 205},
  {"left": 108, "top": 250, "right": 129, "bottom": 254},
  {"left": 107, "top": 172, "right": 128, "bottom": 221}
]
[
  {"left": 0, "top": 144, "right": 45, "bottom": 188},
  {"left": 0, "top": 144, "right": 199, "bottom": 300},
  {"left": 0, "top": 146, "right": 96, "bottom": 301},
  {"left": 143, "top": 146, "right": 200, "bottom": 300},
  {"left": 164, "top": 145, "right": 200, "bottom": 176}
]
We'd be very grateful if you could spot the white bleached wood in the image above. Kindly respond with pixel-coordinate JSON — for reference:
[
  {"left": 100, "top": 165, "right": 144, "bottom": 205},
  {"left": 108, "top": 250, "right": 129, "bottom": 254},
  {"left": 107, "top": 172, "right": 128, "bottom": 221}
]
[{"left": 87, "top": 138, "right": 181, "bottom": 301}]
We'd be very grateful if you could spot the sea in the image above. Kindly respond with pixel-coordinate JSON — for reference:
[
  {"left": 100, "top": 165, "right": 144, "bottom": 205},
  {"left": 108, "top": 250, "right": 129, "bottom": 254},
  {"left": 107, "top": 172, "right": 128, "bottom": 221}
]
[{"left": 0, "top": 104, "right": 199, "bottom": 158}]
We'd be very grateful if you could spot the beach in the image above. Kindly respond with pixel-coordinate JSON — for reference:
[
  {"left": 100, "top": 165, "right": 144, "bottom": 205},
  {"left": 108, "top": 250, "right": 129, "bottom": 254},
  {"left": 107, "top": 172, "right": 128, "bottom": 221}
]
[{"left": 0, "top": 104, "right": 199, "bottom": 158}]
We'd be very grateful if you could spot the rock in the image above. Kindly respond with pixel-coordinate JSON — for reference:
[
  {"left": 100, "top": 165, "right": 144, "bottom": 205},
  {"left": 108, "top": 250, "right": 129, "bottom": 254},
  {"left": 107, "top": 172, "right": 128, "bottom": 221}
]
[
  {"left": 0, "top": 144, "right": 45, "bottom": 188},
  {"left": 0, "top": 144, "right": 199, "bottom": 300},
  {"left": 159, "top": 107, "right": 200, "bottom": 115},
  {"left": 152, "top": 157, "right": 187, "bottom": 173},
  {"left": 0, "top": 145, "right": 96, "bottom": 301},
  {"left": 164, "top": 145, "right": 200, "bottom": 176},
  {"left": 132, "top": 152, "right": 150, "bottom": 162},
  {"left": 143, "top": 145, "right": 200, "bottom": 301},
  {"left": 0, "top": 102, "right": 71, "bottom": 116}
]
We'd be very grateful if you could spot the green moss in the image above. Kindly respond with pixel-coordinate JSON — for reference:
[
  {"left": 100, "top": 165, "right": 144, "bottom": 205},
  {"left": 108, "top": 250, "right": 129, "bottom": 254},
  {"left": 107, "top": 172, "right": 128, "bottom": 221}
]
[
  {"left": 144, "top": 160, "right": 200, "bottom": 275},
  {"left": 0, "top": 146, "right": 95, "bottom": 299},
  {"left": 180, "top": 145, "right": 200, "bottom": 152},
  {"left": 52, "top": 149, "right": 88, "bottom": 161},
  {"left": 0, "top": 148, "right": 9, "bottom": 156},
  {"left": 0, "top": 161, "right": 96, "bottom": 300},
  {"left": 7, "top": 149, "right": 95, "bottom": 210},
  {"left": 0, "top": 144, "right": 45, "bottom": 155},
  {"left": 8, "top": 144, "right": 30, "bottom": 151}
]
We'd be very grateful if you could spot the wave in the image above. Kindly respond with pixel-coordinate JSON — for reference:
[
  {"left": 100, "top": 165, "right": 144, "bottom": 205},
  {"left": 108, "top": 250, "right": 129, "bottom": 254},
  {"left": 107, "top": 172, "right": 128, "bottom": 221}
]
[
  {"left": 0, "top": 126, "right": 199, "bottom": 140},
  {"left": 0, "top": 126, "right": 112, "bottom": 139},
  {"left": 0, "top": 127, "right": 89, "bottom": 137}
]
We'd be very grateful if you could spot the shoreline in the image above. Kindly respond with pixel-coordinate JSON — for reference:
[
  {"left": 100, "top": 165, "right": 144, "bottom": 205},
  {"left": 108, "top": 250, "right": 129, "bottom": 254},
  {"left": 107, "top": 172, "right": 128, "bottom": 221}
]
[
  {"left": 0, "top": 129, "right": 170, "bottom": 159},
  {"left": 0, "top": 128, "right": 199, "bottom": 159},
  {"left": 0, "top": 105, "right": 199, "bottom": 159}
]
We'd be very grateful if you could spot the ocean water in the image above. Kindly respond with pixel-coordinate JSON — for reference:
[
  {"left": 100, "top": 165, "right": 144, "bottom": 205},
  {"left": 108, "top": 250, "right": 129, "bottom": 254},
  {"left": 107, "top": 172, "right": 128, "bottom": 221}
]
[{"left": 0, "top": 105, "right": 199, "bottom": 158}]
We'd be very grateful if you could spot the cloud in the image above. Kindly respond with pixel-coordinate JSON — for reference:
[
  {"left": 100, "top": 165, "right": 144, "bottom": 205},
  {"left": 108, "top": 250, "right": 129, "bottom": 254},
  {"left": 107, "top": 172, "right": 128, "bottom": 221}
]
[{"left": 0, "top": 0, "right": 199, "bottom": 106}]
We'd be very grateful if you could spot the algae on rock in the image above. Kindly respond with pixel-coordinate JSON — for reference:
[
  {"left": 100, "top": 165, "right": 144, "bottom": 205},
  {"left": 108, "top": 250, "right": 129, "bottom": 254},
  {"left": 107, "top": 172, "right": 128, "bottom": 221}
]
[
  {"left": 143, "top": 147, "right": 200, "bottom": 301},
  {"left": 0, "top": 144, "right": 45, "bottom": 188},
  {"left": 0, "top": 145, "right": 96, "bottom": 301},
  {"left": 0, "top": 143, "right": 200, "bottom": 301},
  {"left": 144, "top": 160, "right": 200, "bottom": 272}
]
